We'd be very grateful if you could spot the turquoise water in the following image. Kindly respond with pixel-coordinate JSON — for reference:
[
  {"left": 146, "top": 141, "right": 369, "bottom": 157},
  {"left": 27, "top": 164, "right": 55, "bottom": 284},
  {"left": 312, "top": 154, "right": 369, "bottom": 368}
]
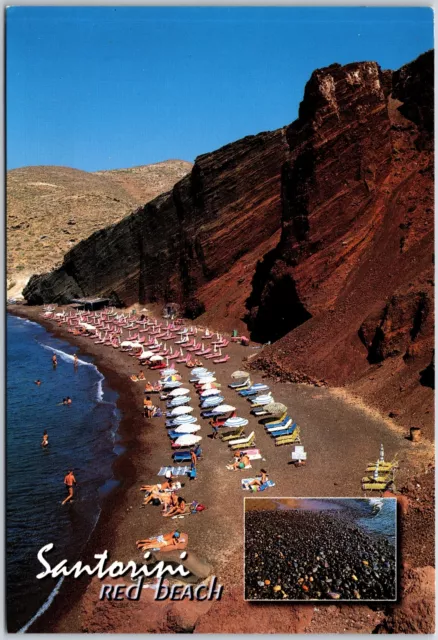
[{"left": 6, "top": 314, "right": 121, "bottom": 632}]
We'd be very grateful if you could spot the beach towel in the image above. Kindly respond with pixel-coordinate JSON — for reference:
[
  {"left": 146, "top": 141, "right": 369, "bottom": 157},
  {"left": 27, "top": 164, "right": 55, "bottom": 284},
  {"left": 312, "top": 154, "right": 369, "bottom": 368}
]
[
  {"left": 241, "top": 478, "right": 276, "bottom": 491},
  {"left": 158, "top": 466, "right": 190, "bottom": 476}
]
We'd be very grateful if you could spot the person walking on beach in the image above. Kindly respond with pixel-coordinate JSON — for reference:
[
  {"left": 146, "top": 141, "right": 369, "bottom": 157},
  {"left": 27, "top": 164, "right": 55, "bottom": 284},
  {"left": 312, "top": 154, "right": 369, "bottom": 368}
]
[
  {"left": 73, "top": 354, "right": 78, "bottom": 368},
  {"left": 41, "top": 430, "right": 49, "bottom": 447},
  {"left": 62, "top": 470, "right": 77, "bottom": 505},
  {"left": 52, "top": 354, "right": 58, "bottom": 368},
  {"left": 211, "top": 423, "right": 219, "bottom": 440}
]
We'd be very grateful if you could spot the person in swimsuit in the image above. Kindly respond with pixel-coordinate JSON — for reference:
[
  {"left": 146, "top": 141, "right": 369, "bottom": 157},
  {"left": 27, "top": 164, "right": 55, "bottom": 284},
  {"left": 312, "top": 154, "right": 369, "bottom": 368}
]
[
  {"left": 248, "top": 469, "right": 269, "bottom": 487},
  {"left": 52, "top": 354, "right": 57, "bottom": 368},
  {"left": 73, "top": 354, "right": 79, "bottom": 368},
  {"left": 41, "top": 430, "right": 49, "bottom": 447},
  {"left": 62, "top": 470, "right": 76, "bottom": 505},
  {"left": 229, "top": 452, "right": 251, "bottom": 470},
  {"left": 138, "top": 371, "right": 145, "bottom": 381},
  {"left": 66, "top": 397, "right": 72, "bottom": 405},
  {"left": 136, "top": 530, "right": 184, "bottom": 551},
  {"left": 143, "top": 396, "right": 153, "bottom": 418},
  {"left": 163, "top": 496, "right": 187, "bottom": 518},
  {"left": 34, "top": 379, "right": 42, "bottom": 386}
]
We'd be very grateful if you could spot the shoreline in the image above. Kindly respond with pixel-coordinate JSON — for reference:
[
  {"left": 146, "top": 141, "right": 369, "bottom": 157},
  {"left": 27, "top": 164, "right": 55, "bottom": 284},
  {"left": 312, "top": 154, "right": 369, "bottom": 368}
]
[
  {"left": 7, "top": 304, "right": 435, "bottom": 634},
  {"left": 8, "top": 306, "right": 146, "bottom": 633}
]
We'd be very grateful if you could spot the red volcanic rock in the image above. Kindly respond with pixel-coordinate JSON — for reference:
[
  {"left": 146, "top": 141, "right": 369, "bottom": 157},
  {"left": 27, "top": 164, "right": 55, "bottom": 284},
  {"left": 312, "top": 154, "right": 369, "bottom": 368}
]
[
  {"left": 24, "top": 129, "right": 288, "bottom": 320},
  {"left": 381, "top": 566, "right": 435, "bottom": 634},
  {"left": 193, "top": 586, "right": 313, "bottom": 634},
  {"left": 247, "top": 50, "right": 434, "bottom": 437}
]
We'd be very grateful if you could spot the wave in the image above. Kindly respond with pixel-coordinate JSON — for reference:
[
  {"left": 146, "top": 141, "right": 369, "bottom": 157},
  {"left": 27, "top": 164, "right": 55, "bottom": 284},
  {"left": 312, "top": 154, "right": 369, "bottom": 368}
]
[
  {"left": 17, "top": 577, "right": 65, "bottom": 634},
  {"left": 38, "top": 343, "right": 105, "bottom": 402}
]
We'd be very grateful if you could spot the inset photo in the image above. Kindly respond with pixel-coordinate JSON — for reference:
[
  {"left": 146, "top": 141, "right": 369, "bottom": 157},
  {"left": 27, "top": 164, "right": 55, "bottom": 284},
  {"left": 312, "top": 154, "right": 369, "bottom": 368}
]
[{"left": 244, "top": 498, "right": 397, "bottom": 602}]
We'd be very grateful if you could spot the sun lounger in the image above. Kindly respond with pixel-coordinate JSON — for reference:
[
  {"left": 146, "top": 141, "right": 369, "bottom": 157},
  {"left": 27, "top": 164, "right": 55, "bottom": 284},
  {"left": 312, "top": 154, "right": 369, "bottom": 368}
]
[
  {"left": 229, "top": 380, "right": 250, "bottom": 390},
  {"left": 220, "top": 427, "right": 245, "bottom": 442},
  {"left": 229, "top": 431, "right": 255, "bottom": 450},
  {"left": 266, "top": 418, "right": 293, "bottom": 432},
  {"left": 263, "top": 412, "right": 288, "bottom": 427},
  {"left": 213, "top": 354, "right": 230, "bottom": 363},
  {"left": 274, "top": 428, "right": 301, "bottom": 446},
  {"left": 362, "top": 481, "right": 393, "bottom": 492},
  {"left": 361, "top": 474, "right": 393, "bottom": 483},
  {"left": 271, "top": 423, "right": 296, "bottom": 438}
]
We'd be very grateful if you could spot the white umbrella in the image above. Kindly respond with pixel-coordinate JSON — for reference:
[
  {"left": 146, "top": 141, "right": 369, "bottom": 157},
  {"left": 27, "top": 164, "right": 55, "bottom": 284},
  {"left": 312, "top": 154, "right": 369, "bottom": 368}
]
[
  {"left": 170, "top": 406, "right": 194, "bottom": 416},
  {"left": 173, "top": 424, "right": 201, "bottom": 434},
  {"left": 191, "top": 368, "right": 208, "bottom": 376},
  {"left": 197, "top": 376, "right": 216, "bottom": 384},
  {"left": 79, "top": 322, "right": 96, "bottom": 331},
  {"left": 162, "top": 368, "right": 178, "bottom": 375},
  {"left": 169, "top": 388, "right": 190, "bottom": 397},
  {"left": 128, "top": 341, "right": 142, "bottom": 349},
  {"left": 211, "top": 404, "right": 236, "bottom": 414},
  {"left": 138, "top": 350, "right": 154, "bottom": 359},
  {"left": 150, "top": 355, "right": 163, "bottom": 362},
  {"left": 201, "top": 388, "right": 221, "bottom": 397},
  {"left": 174, "top": 434, "right": 202, "bottom": 447}
]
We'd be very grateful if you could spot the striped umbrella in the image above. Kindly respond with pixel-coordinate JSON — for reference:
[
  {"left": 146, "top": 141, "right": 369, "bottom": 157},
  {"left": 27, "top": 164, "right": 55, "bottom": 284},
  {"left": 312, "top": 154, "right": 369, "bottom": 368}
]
[
  {"left": 170, "top": 406, "right": 194, "bottom": 416},
  {"left": 223, "top": 417, "right": 249, "bottom": 428}
]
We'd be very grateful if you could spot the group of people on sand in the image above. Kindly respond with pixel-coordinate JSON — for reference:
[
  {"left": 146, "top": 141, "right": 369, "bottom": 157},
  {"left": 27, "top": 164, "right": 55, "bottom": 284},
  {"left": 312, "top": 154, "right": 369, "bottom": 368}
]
[
  {"left": 140, "top": 481, "right": 188, "bottom": 518},
  {"left": 130, "top": 371, "right": 146, "bottom": 382},
  {"left": 143, "top": 395, "right": 159, "bottom": 418}
]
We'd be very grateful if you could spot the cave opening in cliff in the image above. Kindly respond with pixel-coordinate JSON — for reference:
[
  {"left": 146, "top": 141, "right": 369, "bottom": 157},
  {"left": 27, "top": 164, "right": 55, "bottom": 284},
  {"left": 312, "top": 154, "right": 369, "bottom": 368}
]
[{"left": 246, "top": 273, "right": 312, "bottom": 344}]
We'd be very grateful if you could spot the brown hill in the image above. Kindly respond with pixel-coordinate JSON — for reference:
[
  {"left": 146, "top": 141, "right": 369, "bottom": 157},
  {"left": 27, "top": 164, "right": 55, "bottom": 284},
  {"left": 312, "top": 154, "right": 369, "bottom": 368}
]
[
  {"left": 22, "top": 52, "right": 433, "bottom": 436},
  {"left": 7, "top": 160, "right": 192, "bottom": 296}
]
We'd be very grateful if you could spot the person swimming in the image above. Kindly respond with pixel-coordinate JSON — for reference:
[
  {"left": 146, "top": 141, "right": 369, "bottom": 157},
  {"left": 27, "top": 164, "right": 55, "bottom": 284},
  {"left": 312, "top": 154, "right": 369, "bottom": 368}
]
[
  {"left": 41, "top": 430, "right": 49, "bottom": 447},
  {"left": 34, "top": 379, "right": 42, "bottom": 386},
  {"left": 52, "top": 354, "right": 57, "bottom": 368},
  {"left": 73, "top": 354, "right": 79, "bottom": 367},
  {"left": 66, "top": 397, "right": 72, "bottom": 405}
]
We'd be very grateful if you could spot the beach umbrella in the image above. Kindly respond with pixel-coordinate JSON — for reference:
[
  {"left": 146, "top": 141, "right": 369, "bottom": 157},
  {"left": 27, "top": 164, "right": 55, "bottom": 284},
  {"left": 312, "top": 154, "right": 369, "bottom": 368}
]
[
  {"left": 174, "top": 434, "right": 202, "bottom": 447},
  {"left": 223, "top": 417, "right": 249, "bottom": 428},
  {"left": 128, "top": 341, "right": 142, "bottom": 349},
  {"left": 163, "top": 381, "right": 182, "bottom": 389},
  {"left": 211, "top": 404, "right": 236, "bottom": 414},
  {"left": 197, "top": 376, "right": 216, "bottom": 384},
  {"left": 200, "top": 388, "right": 221, "bottom": 397},
  {"left": 162, "top": 369, "right": 178, "bottom": 376},
  {"left": 79, "top": 322, "right": 96, "bottom": 331},
  {"left": 173, "top": 424, "right": 201, "bottom": 434},
  {"left": 168, "top": 396, "right": 191, "bottom": 407},
  {"left": 264, "top": 402, "right": 287, "bottom": 417},
  {"left": 201, "top": 396, "right": 224, "bottom": 407},
  {"left": 172, "top": 415, "right": 197, "bottom": 425},
  {"left": 161, "top": 374, "right": 180, "bottom": 381},
  {"left": 138, "top": 350, "right": 154, "bottom": 359},
  {"left": 150, "top": 355, "right": 163, "bottom": 362},
  {"left": 231, "top": 370, "right": 249, "bottom": 379},
  {"left": 191, "top": 367, "right": 208, "bottom": 375},
  {"left": 170, "top": 406, "right": 194, "bottom": 416},
  {"left": 169, "top": 388, "right": 190, "bottom": 397}
]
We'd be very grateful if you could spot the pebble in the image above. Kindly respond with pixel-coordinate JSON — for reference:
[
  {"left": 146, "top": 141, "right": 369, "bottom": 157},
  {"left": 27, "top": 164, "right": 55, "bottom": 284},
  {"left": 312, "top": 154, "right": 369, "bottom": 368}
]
[{"left": 244, "top": 509, "right": 396, "bottom": 601}]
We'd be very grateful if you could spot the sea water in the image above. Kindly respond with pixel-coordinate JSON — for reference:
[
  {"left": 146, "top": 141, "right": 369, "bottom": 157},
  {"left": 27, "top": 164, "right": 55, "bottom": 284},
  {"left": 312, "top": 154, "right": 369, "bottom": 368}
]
[{"left": 6, "top": 314, "right": 121, "bottom": 632}]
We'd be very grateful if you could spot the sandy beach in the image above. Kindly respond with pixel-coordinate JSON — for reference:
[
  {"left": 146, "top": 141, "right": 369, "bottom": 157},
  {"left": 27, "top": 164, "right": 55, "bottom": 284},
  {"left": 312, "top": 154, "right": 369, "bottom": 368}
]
[{"left": 7, "top": 303, "right": 434, "bottom": 634}]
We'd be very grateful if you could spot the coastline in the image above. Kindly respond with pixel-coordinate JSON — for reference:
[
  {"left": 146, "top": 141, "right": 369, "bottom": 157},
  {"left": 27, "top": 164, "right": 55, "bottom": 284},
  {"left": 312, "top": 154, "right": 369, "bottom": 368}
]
[
  {"left": 7, "top": 306, "right": 146, "bottom": 632},
  {"left": 7, "top": 304, "right": 435, "bottom": 634}
]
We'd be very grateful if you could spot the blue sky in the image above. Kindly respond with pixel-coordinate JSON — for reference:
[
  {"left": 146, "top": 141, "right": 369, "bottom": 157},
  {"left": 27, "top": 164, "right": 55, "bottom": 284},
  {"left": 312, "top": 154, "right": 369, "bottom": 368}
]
[{"left": 6, "top": 7, "right": 433, "bottom": 172}]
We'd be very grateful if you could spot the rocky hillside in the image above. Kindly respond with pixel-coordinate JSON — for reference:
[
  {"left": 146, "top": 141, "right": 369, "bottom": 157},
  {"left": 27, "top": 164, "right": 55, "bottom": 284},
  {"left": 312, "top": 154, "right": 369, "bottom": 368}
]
[
  {"left": 23, "top": 51, "right": 433, "bottom": 436},
  {"left": 246, "top": 51, "right": 434, "bottom": 437},
  {"left": 7, "top": 160, "right": 192, "bottom": 296}
]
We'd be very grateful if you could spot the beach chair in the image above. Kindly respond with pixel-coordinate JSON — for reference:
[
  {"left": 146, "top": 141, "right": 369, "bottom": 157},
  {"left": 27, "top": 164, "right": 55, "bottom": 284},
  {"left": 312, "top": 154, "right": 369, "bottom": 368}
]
[
  {"left": 266, "top": 418, "right": 293, "bottom": 433},
  {"left": 271, "top": 423, "right": 296, "bottom": 438},
  {"left": 229, "top": 379, "right": 251, "bottom": 390},
  {"left": 239, "top": 384, "right": 270, "bottom": 397},
  {"left": 274, "top": 427, "right": 301, "bottom": 445},
  {"left": 262, "top": 412, "right": 287, "bottom": 427},
  {"left": 361, "top": 480, "right": 394, "bottom": 492},
  {"left": 361, "top": 473, "right": 392, "bottom": 484},
  {"left": 251, "top": 408, "right": 270, "bottom": 417},
  {"left": 230, "top": 432, "right": 255, "bottom": 450},
  {"left": 366, "top": 456, "right": 399, "bottom": 472},
  {"left": 220, "top": 426, "right": 245, "bottom": 442}
]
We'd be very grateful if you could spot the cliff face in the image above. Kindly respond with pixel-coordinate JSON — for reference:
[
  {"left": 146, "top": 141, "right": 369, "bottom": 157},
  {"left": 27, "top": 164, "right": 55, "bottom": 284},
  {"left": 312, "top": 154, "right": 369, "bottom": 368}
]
[
  {"left": 24, "top": 130, "right": 288, "bottom": 319},
  {"left": 23, "top": 51, "right": 433, "bottom": 433},
  {"left": 246, "top": 51, "right": 434, "bottom": 436}
]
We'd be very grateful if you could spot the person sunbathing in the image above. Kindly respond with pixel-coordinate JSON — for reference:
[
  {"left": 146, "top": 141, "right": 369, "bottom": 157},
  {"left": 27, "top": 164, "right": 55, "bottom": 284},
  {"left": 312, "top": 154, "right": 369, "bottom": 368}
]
[
  {"left": 248, "top": 469, "right": 269, "bottom": 487},
  {"left": 163, "top": 496, "right": 187, "bottom": 518},
  {"left": 138, "top": 371, "right": 145, "bottom": 380},
  {"left": 162, "top": 491, "right": 178, "bottom": 514},
  {"left": 143, "top": 396, "right": 154, "bottom": 418},
  {"left": 144, "top": 381, "right": 154, "bottom": 392},
  {"left": 140, "top": 480, "right": 173, "bottom": 493},
  {"left": 228, "top": 453, "right": 251, "bottom": 470},
  {"left": 136, "top": 530, "right": 184, "bottom": 551},
  {"left": 186, "top": 358, "right": 195, "bottom": 368},
  {"left": 131, "top": 374, "right": 139, "bottom": 382}
]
